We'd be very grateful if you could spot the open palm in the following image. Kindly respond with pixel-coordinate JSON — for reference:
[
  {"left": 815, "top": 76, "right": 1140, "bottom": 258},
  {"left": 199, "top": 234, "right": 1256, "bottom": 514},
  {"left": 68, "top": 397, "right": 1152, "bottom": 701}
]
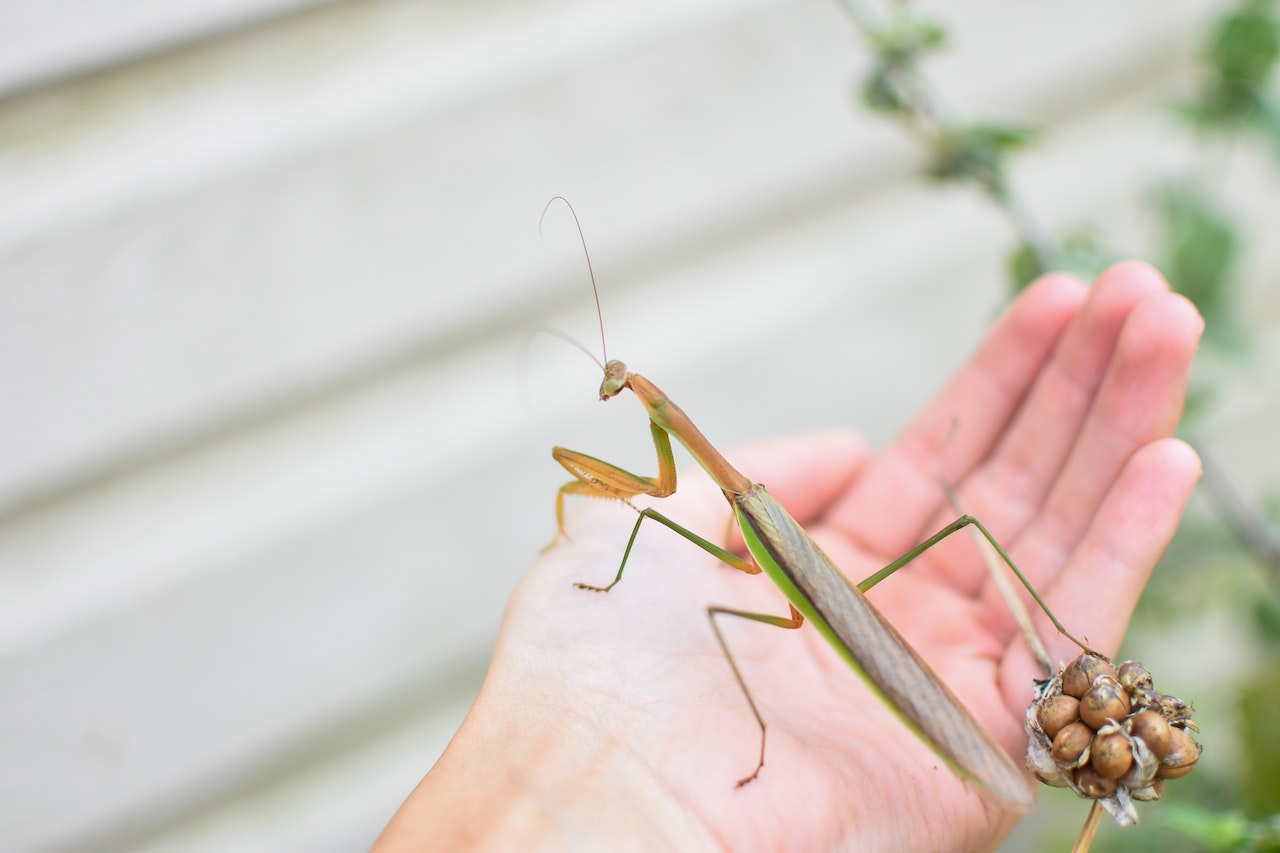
[{"left": 379, "top": 263, "right": 1202, "bottom": 853}]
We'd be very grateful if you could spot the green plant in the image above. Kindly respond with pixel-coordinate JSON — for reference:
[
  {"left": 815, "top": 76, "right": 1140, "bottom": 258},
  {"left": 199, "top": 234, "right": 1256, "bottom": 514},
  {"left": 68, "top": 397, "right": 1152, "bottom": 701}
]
[{"left": 835, "top": 0, "right": 1280, "bottom": 849}]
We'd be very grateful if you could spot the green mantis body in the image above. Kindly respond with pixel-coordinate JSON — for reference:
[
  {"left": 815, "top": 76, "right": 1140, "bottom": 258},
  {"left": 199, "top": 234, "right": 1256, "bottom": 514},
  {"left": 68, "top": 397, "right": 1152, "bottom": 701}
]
[
  {"left": 551, "top": 360, "right": 1036, "bottom": 808},
  {"left": 539, "top": 196, "right": 1060, "bottom": 807}
]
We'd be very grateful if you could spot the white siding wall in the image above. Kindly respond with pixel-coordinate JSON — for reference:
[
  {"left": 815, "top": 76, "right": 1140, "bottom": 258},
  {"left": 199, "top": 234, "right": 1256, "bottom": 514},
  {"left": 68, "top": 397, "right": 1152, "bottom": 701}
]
[{"left": 2, "top": 0, "right": 1276, "bottom": 850}]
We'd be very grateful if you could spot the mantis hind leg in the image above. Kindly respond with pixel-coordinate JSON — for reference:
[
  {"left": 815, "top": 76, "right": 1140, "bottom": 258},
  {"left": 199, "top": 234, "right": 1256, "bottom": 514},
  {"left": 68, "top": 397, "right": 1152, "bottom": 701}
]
[
  {"left": 707, "top": 603, "right": 805, "bottom": 787},
  {"left": 856, "top": 513, "right": 1098, "bottom": 657}
]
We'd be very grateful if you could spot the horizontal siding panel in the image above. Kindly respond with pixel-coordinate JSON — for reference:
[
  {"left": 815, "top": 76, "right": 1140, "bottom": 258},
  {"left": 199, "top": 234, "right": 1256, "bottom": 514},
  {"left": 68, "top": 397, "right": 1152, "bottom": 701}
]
[{"left": 0, "top": 0, "right": 332, "bottom": 97}]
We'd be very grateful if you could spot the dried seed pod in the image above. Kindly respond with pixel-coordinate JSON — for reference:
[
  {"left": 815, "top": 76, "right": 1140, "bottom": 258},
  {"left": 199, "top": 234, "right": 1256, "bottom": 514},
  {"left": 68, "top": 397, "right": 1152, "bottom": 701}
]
[
  {"left": 1091, "top": 728, "right": 1134, "bottom": 779},
  {"left": 1131, "top": 779, "right": 1165, "bottom": 801},
  {"left": 1131, "top": 685, "right": 1160, "bottom": 711},
  {"left": 1061, "top": 654, "right": 1116, "bottom": 698},
  {"left": 1075, "top": 764, "right": 1119, "bottom": 799},
  {"left": 1029, "top": 744, "right": 1071, "bottom": 788},
  {"left": 1158, "top": 727, "right": 1201, "bottom": 779},
  {"left": 1127, "top": 709, "right": 1172, "bottom": 760},
  {"left": 1117, "top": 660, "right": 1154, "bottom": 693},
  {"left": 1155, "top": 693, "right": 1196, "bottom": 727},
  {"left": 1025, "top": 655, "right": 1200, "bottom": 829},
  {"left": 1080, "top": 679, "right": 1132, "bottom": 729},
  {"left": 1119, "top": 734, "right": 1160, "bottom": 792},
  {"left": 1037, "top": 693, "right": 1081, "bottom": 739},
  {"left": 1051, "top": 720, "right": 1093, "bottom": 766}
]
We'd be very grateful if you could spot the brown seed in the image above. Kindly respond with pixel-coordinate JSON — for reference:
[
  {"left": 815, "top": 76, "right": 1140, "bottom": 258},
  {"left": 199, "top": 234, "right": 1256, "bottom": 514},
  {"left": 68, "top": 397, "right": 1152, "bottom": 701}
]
[
  {"left": 1051, "top": 720, "right": 1093, "bottom": 766},
  {"left": 1075, "top": 764, "right": 1118, "bottom": 798},
  {"left": 1062, "top": 654, "right": 1117, "bottom": 699},
  {"left": 1117, "top": 660, "right": 1154, "bottom": 693},
  {"left": 1159, "top": 727, "right": 1201, "bottom": 779},
  {"left": 1128, "top": 709, "right": 1172, "bottom": 759},
  {"left": 1159, "top": 758, "right": 1198, "bottom": 779},
  {"left": 1038, "top": 693, "right": 1081, "bottom": 739},
  {"left": 1060, "top": 656, "right": 1090, "bottom": 698},
  {"left": 1091, "top": 729, "right": 1134, "bottom": 779},
  {"left": 1080, "top": 680, "right": 1131, "bottom": 729}
]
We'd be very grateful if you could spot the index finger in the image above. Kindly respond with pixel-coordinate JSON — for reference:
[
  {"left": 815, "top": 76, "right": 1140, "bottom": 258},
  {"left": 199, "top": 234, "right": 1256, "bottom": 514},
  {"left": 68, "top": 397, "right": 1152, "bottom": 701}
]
[{"left": 828, "top": 273, "right": 1088, "bottom": 557}]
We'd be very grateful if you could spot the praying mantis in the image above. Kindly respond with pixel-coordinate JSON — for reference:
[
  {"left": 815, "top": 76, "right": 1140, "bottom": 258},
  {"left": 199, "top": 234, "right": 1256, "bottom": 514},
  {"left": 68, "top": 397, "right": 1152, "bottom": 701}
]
[{"left": 541, "top": 198, "right": 1093, "bottom": 808}]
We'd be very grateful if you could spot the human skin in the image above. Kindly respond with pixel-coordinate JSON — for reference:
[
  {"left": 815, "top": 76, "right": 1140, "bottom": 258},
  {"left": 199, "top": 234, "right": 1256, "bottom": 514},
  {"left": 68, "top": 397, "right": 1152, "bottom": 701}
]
[{"left": 372, "top": 262, "right": 1204, "bottom": 852}]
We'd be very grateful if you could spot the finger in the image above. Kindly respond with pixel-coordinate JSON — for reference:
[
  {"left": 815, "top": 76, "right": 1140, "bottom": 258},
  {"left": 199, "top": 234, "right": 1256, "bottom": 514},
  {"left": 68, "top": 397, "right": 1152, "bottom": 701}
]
[
  {"left": 1035, "top": 290, "right": 1203, "bottom": 555},
  {"left": 998, "top": 438, "right": 1202, "bottom": 705},
  {"left": 973, "top": 289, "right": 1203, "bottom": 601},
  {"left": 830, "top": 273, "right": 1088, "bottom": 557},
  {"left": 942, "top": 284, "right": 1198, "bottom": 630},
  {"left": 903, "top": 265, "right": 1193, "bottom": 596},
  {"left": 959, "top": 262, "right": 1177, "bottom": 531}
]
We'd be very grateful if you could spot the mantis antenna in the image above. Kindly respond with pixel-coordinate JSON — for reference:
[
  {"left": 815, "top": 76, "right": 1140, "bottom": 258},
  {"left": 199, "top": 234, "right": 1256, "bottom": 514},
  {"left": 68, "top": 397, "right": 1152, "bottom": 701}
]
[{"left": 540, "top": 196, "right": 609, "bottom": 366}]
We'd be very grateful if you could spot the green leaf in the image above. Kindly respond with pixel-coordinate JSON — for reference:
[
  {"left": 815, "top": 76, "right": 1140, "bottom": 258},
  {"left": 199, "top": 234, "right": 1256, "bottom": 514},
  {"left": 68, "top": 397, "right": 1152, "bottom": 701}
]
[
  {"left": 1006, "top": 225, "right": 1114, "bottom": 293},
  {"left": 1254, "top": 594, "right": 1280, "bottom": 644},
  {"left": 861, "top": 65, "right": 908, "bottom": 115},
  {"left": 1240, "top": 663, "right": 1280, "bottom": 814},
  {"left": 1161, "top": 807, "right": 1252, "bottom": 850},
  {"left": 1151, "top": 183, "right": 1238, "bottom": 341},
  {"left": 1209, "top": 0, "right": 1280, "bottom": 88},
  {"left": 859, "top": 16, "right": 948, "bottom": 118},
  {"left": 866, "top": 16, "right": 948, "bottom": 61},
  {"left": 1006, "top": 242, "right": 1044, "bottom": 289},
  {"left": 1055, "top": 227, "right": 1118, "bottom": 281},
  {"left": 925, "top": 122, "right": 1038, "bottom": 196},
  {"left": 1186, "top": 0, "right": 1280, "bottom": 131}
]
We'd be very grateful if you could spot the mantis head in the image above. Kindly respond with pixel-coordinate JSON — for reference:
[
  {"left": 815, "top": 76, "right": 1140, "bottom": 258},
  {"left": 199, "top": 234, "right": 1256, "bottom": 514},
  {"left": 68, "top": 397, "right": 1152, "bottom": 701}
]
[{"left": 600, "top": 360, "right": 629, "bottom": 400}]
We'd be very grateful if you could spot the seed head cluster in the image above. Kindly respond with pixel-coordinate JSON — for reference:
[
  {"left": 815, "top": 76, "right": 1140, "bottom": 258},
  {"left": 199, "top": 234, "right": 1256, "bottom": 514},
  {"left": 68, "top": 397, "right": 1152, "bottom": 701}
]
[{"left": 1025, "top": 653, "right": 1200, "bottom": 826}]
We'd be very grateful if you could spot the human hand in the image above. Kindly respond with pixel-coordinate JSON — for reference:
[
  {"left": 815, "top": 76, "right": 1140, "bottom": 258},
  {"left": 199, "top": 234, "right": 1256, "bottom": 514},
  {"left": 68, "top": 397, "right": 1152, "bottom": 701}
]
[{"left": 374, "top": 262, "right": 1203, "bottom": 852}]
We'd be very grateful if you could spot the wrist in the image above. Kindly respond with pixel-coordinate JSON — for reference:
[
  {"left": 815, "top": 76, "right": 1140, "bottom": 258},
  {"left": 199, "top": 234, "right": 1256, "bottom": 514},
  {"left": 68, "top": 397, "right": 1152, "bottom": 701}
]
[{"left": 372, "top": 679, "right": 716, "bottom": 851}]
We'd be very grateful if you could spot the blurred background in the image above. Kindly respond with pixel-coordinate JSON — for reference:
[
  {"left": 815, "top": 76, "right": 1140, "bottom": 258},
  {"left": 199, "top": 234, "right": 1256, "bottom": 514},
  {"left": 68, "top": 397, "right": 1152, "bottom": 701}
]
[{"left": 2, "top": 0, "right": 1278, "bottom": 850}]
